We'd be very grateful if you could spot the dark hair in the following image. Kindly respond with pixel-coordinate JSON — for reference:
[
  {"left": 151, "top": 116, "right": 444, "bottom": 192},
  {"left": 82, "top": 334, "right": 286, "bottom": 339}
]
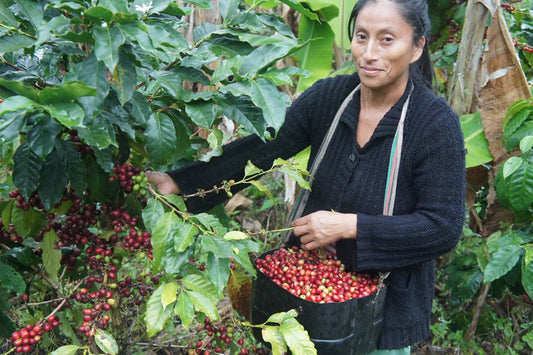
[{"left": 348, "top": 0, "right": 435, "bottom": 91}]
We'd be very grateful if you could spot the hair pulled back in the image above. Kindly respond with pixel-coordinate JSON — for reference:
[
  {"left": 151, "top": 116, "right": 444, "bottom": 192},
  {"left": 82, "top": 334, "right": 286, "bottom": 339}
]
[{"left": 348, "top": 0, "right": 435, "bottom": 91}]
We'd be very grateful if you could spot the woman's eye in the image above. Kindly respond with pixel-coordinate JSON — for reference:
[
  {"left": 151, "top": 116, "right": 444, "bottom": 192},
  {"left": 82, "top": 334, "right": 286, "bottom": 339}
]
[
  {"left": 355, "top": 33, "right": 366, "bottom": 41},
  {"left": 382, "top": 37, "right": 394, "bottom": 44}
]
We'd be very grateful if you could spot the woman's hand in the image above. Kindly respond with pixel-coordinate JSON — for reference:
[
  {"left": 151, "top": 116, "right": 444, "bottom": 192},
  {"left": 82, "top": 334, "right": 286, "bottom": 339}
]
[
  {"left": 145, "top": 171, "right": 181, "bottom": 195},
  {"left": 291, "top": 211, "right": 357, "bottom": 250}
]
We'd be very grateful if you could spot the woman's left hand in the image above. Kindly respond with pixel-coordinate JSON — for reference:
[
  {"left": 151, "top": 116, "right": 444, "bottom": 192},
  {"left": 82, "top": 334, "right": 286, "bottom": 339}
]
[{"left": 290, "top": 211, "right": 357, "bottom": 250}]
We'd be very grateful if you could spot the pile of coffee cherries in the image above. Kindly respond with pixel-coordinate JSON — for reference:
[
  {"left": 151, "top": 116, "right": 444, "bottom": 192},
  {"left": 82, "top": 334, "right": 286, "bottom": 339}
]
[{"left": 255, "top": 247, "right": 381, "bottom": 303}]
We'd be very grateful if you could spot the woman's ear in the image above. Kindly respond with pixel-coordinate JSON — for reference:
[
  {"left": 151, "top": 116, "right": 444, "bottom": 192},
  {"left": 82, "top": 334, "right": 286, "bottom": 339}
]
[{"left": 410, "top": 36, "right": 426, "bottom": 64}]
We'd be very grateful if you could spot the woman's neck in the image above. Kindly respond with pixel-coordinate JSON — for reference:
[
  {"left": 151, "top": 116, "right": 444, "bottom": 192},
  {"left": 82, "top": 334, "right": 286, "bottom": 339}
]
[{"left": 359, "top": 78, "right": 409, "bottom": 112}]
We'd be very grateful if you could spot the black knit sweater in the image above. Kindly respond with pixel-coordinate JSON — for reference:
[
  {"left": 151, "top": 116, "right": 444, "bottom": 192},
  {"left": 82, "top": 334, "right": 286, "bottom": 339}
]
[{"left": 168, "top": 73, "right": 466, "bottom": 350}]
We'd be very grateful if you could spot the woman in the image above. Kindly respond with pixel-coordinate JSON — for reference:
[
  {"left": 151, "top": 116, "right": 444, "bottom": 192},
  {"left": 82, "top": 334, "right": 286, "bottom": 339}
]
[{"left": 147, "top": 0, "right": 466, "bottom": 353}]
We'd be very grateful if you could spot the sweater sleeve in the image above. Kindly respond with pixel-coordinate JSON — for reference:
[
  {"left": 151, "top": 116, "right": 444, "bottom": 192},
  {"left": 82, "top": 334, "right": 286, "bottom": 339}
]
[
  {"left": 166, "top": 82, "right": 326, "bottom": 214},
  {"left": 354, "top": 99, "right": 466, "bottom": 271}
]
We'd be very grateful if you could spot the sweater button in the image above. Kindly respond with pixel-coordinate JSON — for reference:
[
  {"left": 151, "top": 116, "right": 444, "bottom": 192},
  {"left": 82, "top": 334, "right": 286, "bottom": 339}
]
[{"left": 349, "top": 153, "right": 358, "bottom": 163}]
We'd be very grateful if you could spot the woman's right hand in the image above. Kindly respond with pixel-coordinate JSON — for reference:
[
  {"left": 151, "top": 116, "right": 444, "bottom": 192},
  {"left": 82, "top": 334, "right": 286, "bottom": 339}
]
[{"left": 145, "top": 171, "right": 181, "bottom": 195}]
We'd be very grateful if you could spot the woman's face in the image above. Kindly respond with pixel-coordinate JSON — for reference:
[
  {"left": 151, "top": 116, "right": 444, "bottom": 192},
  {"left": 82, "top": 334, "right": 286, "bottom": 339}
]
[{"left": 351, "top": 0, "right": 424, "bottom": 92}]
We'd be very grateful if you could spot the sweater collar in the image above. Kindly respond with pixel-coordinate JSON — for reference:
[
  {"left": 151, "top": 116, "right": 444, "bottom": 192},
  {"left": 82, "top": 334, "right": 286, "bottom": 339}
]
[{"left": 340, "top": 79, "right": 414, "bottom": 140}]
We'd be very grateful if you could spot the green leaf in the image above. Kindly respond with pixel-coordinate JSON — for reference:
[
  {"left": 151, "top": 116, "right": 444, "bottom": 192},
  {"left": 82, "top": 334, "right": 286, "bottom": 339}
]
[
  {"left": 145, "top": 285, "right": 172, "bottom": 337},
  {"left": 42, "top": 230, "right": 62, "bottom": 282},
  {"left": 224, "top": 231, "right": 249, "bottom": 240},
  {"left": 241, "top": 44, "right": 293, "bottom": 76},
  {"left": 460, "top": 112, "right": 494, "bottom": 168},
  {"left": 13, "top": 143, "right": 41, "bottom": 199},
  {"left": 520, "top": 136, "right": 533, "bottom": 153},
  {"left": 11, "top": 206, "right": 47, "bottom": 238},
  {"left": 0, "top": 95, "right": 37, "bottom": 115},
  {"left": 504, "top": 155, "right": 533, "bottom": 213},
  {"left": 503, "top": 157, "right": 523, "bottom": 179},
  {"left": 484, "top": 244, "right": 524, "bottom": 283},
  {"left": 49, "top": 345, "right": 82, "bottom": 355},
  {"left": 16, "top": 0, "right": 43, "bottom": 36},
  {"left": 76, "top": 54, "right": 110, "bottom": 118},
  {"left": 0, "top": 313, "right": 16, "bottom": 339},
  {"left": 44, "top": 102, "right": 85, "bottom": 129},
  {"left": 266, "top": 309, "right": 299, "bottom": 324},
  {"left": 175, "top": 291, "right": 195, "bottom": 330},
  {"left": 207, "top": 254, "right": 230, "bottom": 293},
  {"left": 28, "top": 115, "right": 61, "bottom": 159},
  {"left": 200, "top": 235, "right": 234, "bottom": 258},
  {"left": 38, "top": 82, "right": 97, "bottom": 104},
  {"left": 181, "top": 271, "right": 218, "bottom": 303},
  {"left": 249, "top": 180, "right": 274, "bottom": 201},
  {"left": 278, "top": 0, "right": 318, "bottom": 20},
  {"left": 151, "top": 212, "right": 181, "bottom": 269},
  {"left": 38, "top": 150, "right": 68, "bottom": 210},
  {"left": 162, "top": 194, "right": 187, "bottom": 212},
  {"left": 279, "top": 318, "right": 317, "bottom": 355},
  {"left": 217, "top": 94, "right": 265, "bottom": 137},
  {"left": 128, "top": 92, "right": 151, "bottom": 127},
  {"left": 502, "top": 107, "right": 532, "bottom": 144},
  {"left": 94, "top": 329, "right": 118, "bottom": 355},
  {"left": 0, "top": 262, "right": 25, "bottom": 294},
  {"left": 185, "top": 101, "right": 216, "bottom": 128},
  {"left": 173, "top": 221, "right": 198, "bottom": 253},
  {"left": 296, "top": 17, "right": 335, "bottom": 92},
  {"left": 186, "top": 290, "right": 219, "bottom": 320},
  {"left": 55, "top": 140, "right": 87, "bottom": 195},
  {"left": 0, "top": 34, "right": 35, "bottom": 53},
  {"left": 0, "top": 2, "right": 17, "bottom": 26},
  {"left": 250, "top": 78, "right": 287, "bottom": 131},
  {"left": 112, "top": 51, "right": 136, "bottom": 105},
  {"left": 262, "top": 326, "right": 288, "bottom": 355},
  {"left": 145, "top": 113, "right": 177, "bottom": 166},
  {"left": 153, "top": 71, "right": 183, "bottom": 98},
  {"left": 84, "top": 6, "right": 114, "bottom": 22},
  {"left": 522, "top": 259, "right": 533, "bottom": 299},
  {"left": 161, "top": 281, "right": 179, "bottom": 309},
  {"left": 93, "top": 25, "right": 125, "bottom": 72},
  {"left": 142, "top": 199, "right": 165, "bottom": 233},
  {"left": 219, "top": 0, "right": 240, "bottom": 20}
]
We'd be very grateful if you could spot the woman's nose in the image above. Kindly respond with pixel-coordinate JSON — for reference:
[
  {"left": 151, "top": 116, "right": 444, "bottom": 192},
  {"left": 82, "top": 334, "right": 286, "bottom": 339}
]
[{"left": 362, "top": 40, "right": 378, "bottom": 61}]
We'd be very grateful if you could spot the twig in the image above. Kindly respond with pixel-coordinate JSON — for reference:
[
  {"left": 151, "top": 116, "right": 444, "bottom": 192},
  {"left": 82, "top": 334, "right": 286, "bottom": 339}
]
[{"left": 463, "top": 282, "right": 491, "bottom": 342}]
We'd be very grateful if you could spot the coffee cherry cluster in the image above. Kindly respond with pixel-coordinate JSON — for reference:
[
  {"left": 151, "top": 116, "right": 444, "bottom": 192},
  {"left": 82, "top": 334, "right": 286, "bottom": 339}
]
[
  {"left": 0, "top": 219, "right": 23, "bottom": 244},
  {"left": 255, "top": 247, "right": 381, "bottom": 303},
  {"left": 109, "top": 163, "right": 147, "bottom": 194},
  {"left": 77, "top": 301, "right": 113, "bottom": 338},
  {"left": 68, "top": 129, "right": 93, "bottom": 156},
  {"left": 8, "top": 189, "right": 43, "bottom": 211},
  {"left": 187, "top": 317, "right": 269, "bottom": 355},
  {"left": 10, "top": 315, "right": 60, "bottom": 353}
]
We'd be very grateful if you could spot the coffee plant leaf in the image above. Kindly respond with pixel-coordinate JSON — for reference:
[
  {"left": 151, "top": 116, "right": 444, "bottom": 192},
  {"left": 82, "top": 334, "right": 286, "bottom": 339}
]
[
  {"left": 505, "top": 120, "right": 533, "bottom": 153},
  {"left": 162, "top": 194, "right": 187, "bottom": 212},
  {"left": 49, "top": 345, "right": 82, "bottom": 355},
  {"left": 0, "top": 1, "right": 17, "bottom": 26},
  {"left": 278, "top": 0, "right": 318, "bottom": 21},
  {"left": 503, "top": 156, "right": 523, "bottom": 179},
  {"left": 0, "top": 261, "right": 25, "bottom": 294},
  {"left": 93, "top": 25, "right": 125, "bottom": 73},
  {"left": 219, "top": 0, "right": 240, "bottom": 20},
  {"left": 172, "top": 221, "right": 197, "bottom": 253},
  {"left": 484, "top": 244, "right": 524, "bottom": 283},
  {"left": 42, "top": 230, "right": 62, "bottom": 282},
  {"left": 224, "top": 231, "right": 249, "bottom": 240},
  {"left": 186, "top": 290, "right": 219, "bottom": 320},
  {"left": 142, "top": 199, "right": 165, "bottom": 233},
  {"left": 217, "top": 93, "right": 265, "bottom": 137},
  {"left": 55, "top": 141, "right": 87, "bottom": 195},
  {"left": 0, "top": 312, "right": 16, "bottom": 338},
  {"left": 266, "top": 309, "right": 299, "bottom": 324},
  {"left": 502, "top": 105, "right": 532, "bottom": 145},
  {"left": 0, "top": 79, "right": 39, "bottom": 103},
  {"left": 187, "top": 0, "right": 212, "bottom": 9},
  {"left": 145, "top": 113, "right": 178, "bottom": 166},
  {"left": 504, "top": 155, "right": 533, "bottom": 214},
  {"left": 175, "top": 291, "right": 195, "bottom": 330},
  {"left": 207, "top": 254, "right": 231, "bottom": 292},
  {"left": 75, "top": 54, "right": 110, "bottom": 117},
  {"left": 250, "top": 78, "right": 288, "bottom": 131},
  {"left": 185, "top": 100, "right": 217, "bottom": 128},
  {"left": 249, "top": 180, "right": 275, "bottom": 202},
  {"left": 28, "top": 115, "right": 61, "bottom": 159},
  {"left": 151, "top": 212, "right": 181, "bottom": 270},
  {"left": 163, "top": 243, "right": 193, "bottom": 274},
  {"left": 1, "top": 201, "right": 13, "bottom": 229},
  {"left": 262, "top": 325, "right": 288, "bottom": 355},
  {"left": 38, "top": 150, "right": 69, "bottom": 210},
  {"left": 279, "top": 318, "right": 317, "bottom": 355},
  {"left": 182, "top": 268, "right": 218, "bottom": 303},
  {"left": 112, "top": 52, "right": 136, "bottom": 105},
  {"left": 38, "top": 82, "right": 97, "bottom": 105},
  {"left": 520, "top": 136, "right": 533, "bottom": 154},
  {"left": 13, "top": 143, "right": 42, "bottom": 199},
  {"left": 44, "top": 102, "right": 85, "bottom": 129},
  {"left": 522, "top": 258, "right": 533, "bottom": 298},
  {"left": 145, "top": 285, "right": 173, "bottom": 337},
  {"left": 230, "top": 240, "right": 258, "bottom": 276},
  {"left": 2, "top": 246, "right": 41, "bottom": 267},
  {"left": 11, "top": 205, "right": 47, "bottom": 238},
  {"left": 0, "top": 34, "right": 35, "bottom": 53},
  {"left": 191, "top": 213, "right": 227, "bottom": 236},
  {"left": 94, "top": 328, "right": 119, "bottom": 354},
  {"left": 161, "top": 281, "right": 179, "bottom": 309},
  {"left": 200, "top": 234, "right": 234, "bottom": 259}
]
